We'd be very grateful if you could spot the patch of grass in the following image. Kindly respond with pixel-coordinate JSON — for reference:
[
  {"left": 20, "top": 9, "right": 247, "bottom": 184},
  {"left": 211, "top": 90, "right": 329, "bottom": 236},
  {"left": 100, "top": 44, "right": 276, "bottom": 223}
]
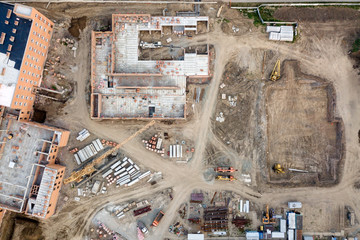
[
  {"left": 51, "top": 85, "right": 57, "bottom": 90},
  {"left": 259, "top": 7, "right": 281, "bottom": 22},
  {"left": 223, "top": 18, "right": 230, "bottom": 23},
  {"left": 241, "top": 10, "right": 263, "bottom": 27},
  {"left": 352, "top": 38, "right": 360, "bottom": 52}
]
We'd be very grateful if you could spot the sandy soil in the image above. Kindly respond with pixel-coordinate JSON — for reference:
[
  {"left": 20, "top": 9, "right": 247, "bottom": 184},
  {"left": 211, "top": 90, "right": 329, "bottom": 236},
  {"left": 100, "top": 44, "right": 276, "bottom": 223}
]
[{"left": 2, "top": 3, "right": 360, "bottom": 240}]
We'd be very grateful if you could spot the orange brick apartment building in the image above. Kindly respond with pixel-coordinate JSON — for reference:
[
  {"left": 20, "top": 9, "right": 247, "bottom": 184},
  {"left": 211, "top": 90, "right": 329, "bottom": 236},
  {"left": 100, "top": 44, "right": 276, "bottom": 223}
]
[{"left": 0, "top": 2, "right": 54, "bottom": 120}]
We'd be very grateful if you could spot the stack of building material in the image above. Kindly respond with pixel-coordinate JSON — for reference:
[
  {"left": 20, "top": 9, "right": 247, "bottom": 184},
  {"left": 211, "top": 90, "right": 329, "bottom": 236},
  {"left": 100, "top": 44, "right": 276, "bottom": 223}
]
[
  {"left": 169, "top": 144, "right": 183, "bottom": 158},
  {"left": 76, "top": 129, "right": 90, "bottom": 142},
  {"left": 203, "top": 207, "right": 228, "bottom": 232},
  {"left": 73, "top": 139, "right": 104, "bottom": 165},
  {"left": 267, "top": 25, "right": 294, "bottom": 42},
  {"left": 142, "top": 134, "right": 165, "bottom": 156},
  {"left": 239, "top": 200, "right": 250, "bottom": 213},
  {"left": 100, "top": 156, "right": 150, "bottom": 188},
  {"left": 190, "top": 193, "right": 204, "bottom": 203}
]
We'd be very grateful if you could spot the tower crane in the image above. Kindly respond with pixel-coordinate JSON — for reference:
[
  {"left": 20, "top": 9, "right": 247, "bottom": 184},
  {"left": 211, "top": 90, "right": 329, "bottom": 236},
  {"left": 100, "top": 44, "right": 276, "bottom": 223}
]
[{"left": 64, "top": 120, "right": 155, "bottom": 185}]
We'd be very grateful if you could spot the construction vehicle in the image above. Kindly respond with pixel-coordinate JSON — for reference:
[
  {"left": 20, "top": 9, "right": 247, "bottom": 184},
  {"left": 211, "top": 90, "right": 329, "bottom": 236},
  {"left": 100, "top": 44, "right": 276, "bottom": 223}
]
[
  {"left": 215, "top": 175, "right": 236, "bottom": 181},
  {"left": 152, "top": 210, "right": 164, "bottom": 227},
  {"left": 270, "top": 60, "right": 281, "bottom": 81},
  {"left": 64, "top": 120, "right": 155, "bottom": 185},
  {"left": 273, "top": 163, "right": 285, "bottom": 174},
  {"left": 262, "top": 204, "right": 276, "bottom": 224},
  {"left": 215, "top": 167, "right": 238, "bottom": 173}
]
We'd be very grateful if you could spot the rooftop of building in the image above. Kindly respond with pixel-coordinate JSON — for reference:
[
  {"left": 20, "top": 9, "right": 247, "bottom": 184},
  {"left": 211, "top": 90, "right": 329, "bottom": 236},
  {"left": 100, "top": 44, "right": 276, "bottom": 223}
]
[
  {"left": 0, "top": 114, "right": 62, "bottom": 212},
  {"left": 0, "top": 3, "right": 32, "bottom": 107},
  {"left": 0, "top": 2, "right": 32, "bottom": 70},
  {"left": 91, "top": 14, "right": 209, "bottom": 119}
]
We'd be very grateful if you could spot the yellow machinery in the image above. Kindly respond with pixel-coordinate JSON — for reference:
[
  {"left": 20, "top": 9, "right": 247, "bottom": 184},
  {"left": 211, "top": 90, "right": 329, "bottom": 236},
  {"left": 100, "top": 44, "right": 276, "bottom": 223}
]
[
  {"left": 273, "top": 163, "right": 285, "bottom": 174},
  {"left": 215, "top": 175, "right": 236, "bottom": 181},
  {"left": 270, "top": 60, "right": 281, "bottom": 81},
  {"left": 64, "top": 120, "right": 155, "bottom": 185},
  {"left": 262, "top": 204, "right": 276, "bottom": 224}
]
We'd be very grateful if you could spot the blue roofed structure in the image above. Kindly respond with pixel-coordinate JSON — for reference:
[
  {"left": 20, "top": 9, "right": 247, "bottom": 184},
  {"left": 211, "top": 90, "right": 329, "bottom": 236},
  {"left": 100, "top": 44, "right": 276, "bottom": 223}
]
[{"left": 0, "top": 2, "right": 32, "bottom": 70}]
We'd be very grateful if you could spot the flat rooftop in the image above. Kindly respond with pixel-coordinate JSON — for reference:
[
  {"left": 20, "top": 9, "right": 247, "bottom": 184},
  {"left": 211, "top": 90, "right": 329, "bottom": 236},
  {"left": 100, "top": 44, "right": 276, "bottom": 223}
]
[
  {"left": 91, "top": 14, "right": 209, "bottom": 119},
  {"left": 0, "top": 115, "right": 57, "bottom": 212},
  {"left": 0, "top": 3, "right": 32, "bottom": 107}
]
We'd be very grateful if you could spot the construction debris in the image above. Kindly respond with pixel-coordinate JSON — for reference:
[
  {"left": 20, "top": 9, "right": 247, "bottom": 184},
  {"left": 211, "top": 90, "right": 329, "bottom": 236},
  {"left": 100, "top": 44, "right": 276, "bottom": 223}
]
[{"left": 216, "top": 112, "right": 225, "bottom": 123}]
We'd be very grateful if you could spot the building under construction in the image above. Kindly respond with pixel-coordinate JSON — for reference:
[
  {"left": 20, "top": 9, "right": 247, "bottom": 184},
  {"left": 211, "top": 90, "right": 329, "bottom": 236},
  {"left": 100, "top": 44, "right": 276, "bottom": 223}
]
[
  {"left": 91, "top": 14, "right": 210, "bottom": 119},
  {"left": 0, "top": 110, "right": 69, "bottom": 219}
]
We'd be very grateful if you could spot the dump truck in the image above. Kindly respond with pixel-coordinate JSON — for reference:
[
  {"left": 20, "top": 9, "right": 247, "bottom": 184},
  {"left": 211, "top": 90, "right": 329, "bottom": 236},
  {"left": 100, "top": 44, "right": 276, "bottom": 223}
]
[
  {"left": 215, "top": 175, "right": 236, "bottom": 181},
  {"left": 215, "top": 167, "right": 238, "bottom": 173},
  {"left": 152, "top": 211, "right": 164, "bottom": 227}
]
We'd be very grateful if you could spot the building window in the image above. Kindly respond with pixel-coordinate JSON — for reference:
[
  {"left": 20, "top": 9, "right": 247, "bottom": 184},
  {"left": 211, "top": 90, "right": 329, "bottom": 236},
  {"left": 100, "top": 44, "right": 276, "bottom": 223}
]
[
  {"left": 25, "top": 62, "right": 28, "bottom": 66},
  {"left": 21, "top": 96, "right": 24, "bottom": 99},
  {"left": 29, "top": 46, "right": 32, "bottom": 51},
  {"left": 31, "top": 39, "right": 34, "bottom": 43},
  {"left": 23, "top": 86, "right": 26, "bottom": 90},
  {"left": 18, "top": 86, "right": 21, "bottom": 89},
  {"left": 14, "top": 102, "right": 17, "bottom": 105},
  {"left": 24, "top": 103, "right": 26, "bottom": 106},
  {"left": 21, "top": 78, "right": 23, "bottom": 81},
  {"left": 28, "top": 87, "right": 31, "bottom": 91},
  {"left": 19, "top": 102, "right": 22, "bottom": 106},
  {"left": 16, "top": 95, "right": 19, "bottom": 98}
]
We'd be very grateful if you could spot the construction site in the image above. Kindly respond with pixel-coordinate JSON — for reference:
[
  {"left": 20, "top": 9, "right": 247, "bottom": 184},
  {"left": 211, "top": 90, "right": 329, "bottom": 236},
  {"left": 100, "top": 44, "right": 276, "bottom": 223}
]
[
  {"left": 90, "top": 13, "right": 210, "bottom": 120},
  {"left": 1, "top": 1, "right": 360, "bottom": 240},
  {"left": 0, "top": 109, "right": 69, "bottom": 219}
]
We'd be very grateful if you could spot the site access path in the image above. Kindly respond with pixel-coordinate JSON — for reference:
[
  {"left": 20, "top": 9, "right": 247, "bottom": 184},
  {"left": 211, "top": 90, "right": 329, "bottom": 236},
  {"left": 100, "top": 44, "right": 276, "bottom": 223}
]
[{"left": 40, "top": 13, "right": 360, "bottom": 240}]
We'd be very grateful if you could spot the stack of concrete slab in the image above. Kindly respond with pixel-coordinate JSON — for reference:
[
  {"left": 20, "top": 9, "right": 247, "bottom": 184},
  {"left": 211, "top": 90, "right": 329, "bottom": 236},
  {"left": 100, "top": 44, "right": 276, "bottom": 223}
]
[
  {"left": 169, "top": 144, "right": 183, "bottom": 158},
  {"left": 101, "top": 156, "right": 151, "bottom": 188},
  {"left": 73, "top": 139, "right": 104, "bottom": 165},
  {"left": 76, "top": 129, "right": 90, "bottom": 142}
]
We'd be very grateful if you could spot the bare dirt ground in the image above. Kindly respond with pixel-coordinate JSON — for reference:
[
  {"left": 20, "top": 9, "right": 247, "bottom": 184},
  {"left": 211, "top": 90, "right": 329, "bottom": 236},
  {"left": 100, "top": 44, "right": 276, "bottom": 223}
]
[
  {"left": 2, "top": 2, "right": 360, "bottom": 240},
  {"left": 265, "top": 60, "right": 344, "bottom": 186}
]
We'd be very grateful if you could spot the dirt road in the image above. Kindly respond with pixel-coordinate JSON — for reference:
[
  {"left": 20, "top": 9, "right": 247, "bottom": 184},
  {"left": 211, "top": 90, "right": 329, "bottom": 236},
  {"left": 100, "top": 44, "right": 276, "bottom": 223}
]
[{"left": 33, "top": 4, "right": 360, "bottom": 240}]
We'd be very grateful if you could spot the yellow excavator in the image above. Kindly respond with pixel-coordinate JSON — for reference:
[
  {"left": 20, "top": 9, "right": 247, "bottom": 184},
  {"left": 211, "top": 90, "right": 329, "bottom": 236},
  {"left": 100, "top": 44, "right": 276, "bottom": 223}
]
[
  {"left": 262, "top": 204, "right": 276, "bottom": 224},
  {"left": 64, "top": 120, "right": 155, "bottom": 185},
  {"left": 273, "top": 163, "right": 285, "bottom": 174},
  {"left": 270, "top": 60, "right": 281, "bottom": 81}
]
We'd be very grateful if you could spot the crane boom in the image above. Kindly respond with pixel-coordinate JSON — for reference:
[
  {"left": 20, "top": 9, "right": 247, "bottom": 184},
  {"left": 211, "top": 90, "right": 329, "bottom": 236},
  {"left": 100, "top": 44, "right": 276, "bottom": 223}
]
[
  {"left": 64, "top": 120, "right": 155, "bottom": 185},
  {"left": 270, "top": 60, "right": 281, "bottom": 81}
]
